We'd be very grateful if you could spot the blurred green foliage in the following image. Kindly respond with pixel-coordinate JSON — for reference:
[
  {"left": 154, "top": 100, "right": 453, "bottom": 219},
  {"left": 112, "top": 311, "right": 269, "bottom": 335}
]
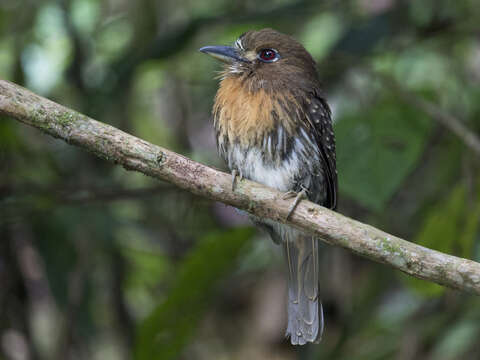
[
  {"left": 336, "top": 96, "right": 433, "bottom": 211},
  {"left": 135, "top": 227, "right": 254, "bottom": 360},
  {"left": 405, "top": 182, "right": 480, "bottom": 296},
  {"left": 1, "top": 0, "right": 480, "bottom": 359}
]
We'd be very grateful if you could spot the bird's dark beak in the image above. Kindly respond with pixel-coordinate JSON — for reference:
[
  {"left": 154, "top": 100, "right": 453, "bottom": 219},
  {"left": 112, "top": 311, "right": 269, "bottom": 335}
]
[{"left": 199, "top": 45, "right": 249, "bottom": 63}]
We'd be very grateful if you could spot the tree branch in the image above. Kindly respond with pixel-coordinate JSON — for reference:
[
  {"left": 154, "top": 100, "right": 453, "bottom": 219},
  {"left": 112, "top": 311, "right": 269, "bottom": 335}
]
[{"left": 1, "top": 79, "right": 480, "bottom": 294}]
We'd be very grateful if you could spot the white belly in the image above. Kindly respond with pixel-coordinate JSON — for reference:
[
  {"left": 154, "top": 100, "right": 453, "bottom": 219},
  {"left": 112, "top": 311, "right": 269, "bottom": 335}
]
[{"left": 227, "top": 145, "right": 301, "bottom": 192}]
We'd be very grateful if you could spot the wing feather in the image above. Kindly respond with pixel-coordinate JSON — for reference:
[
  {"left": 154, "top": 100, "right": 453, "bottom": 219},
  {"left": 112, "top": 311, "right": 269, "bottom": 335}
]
[{"left": 303, "top": 94, "right": 338, "bottom": 210}]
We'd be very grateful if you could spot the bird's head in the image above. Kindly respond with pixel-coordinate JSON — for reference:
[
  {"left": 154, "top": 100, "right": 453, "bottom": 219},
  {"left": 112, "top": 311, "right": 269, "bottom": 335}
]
[{"left": 200, "top": 28, "right": 319, "bottom": 92}]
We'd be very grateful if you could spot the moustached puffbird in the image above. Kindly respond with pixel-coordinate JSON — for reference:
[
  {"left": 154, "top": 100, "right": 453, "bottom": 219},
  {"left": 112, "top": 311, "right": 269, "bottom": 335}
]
[{"left": 200, "top": 28, "right": 338, "bottom": 345}]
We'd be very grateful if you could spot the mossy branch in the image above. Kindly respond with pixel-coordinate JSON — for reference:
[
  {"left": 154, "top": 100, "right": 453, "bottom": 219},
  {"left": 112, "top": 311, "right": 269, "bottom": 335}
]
[{"left": 1, "top": 79, "right": 480, "bottom": 295}]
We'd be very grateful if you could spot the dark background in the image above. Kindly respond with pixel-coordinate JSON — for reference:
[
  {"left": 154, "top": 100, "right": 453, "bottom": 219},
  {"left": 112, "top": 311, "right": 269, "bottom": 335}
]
[{"left": 1, "top": 0, "right": 480, "bottom": 359}]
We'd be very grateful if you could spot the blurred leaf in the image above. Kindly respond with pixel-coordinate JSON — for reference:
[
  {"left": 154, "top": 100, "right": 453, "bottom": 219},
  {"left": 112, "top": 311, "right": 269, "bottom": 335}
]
[
  {"left": 97, "top": 18, "right": 133, "bottom": 61},
  {"left": 375, "top": 292, "right": 421, "bottom": 328},
  {"left": 0, "top": 119, "right": 20, "bottom": 148},
  {"left": 336, "top": 96, "right": 433, "bottom": 211},
  {"left": 430, "top": 319, "right": 479, "bottom": 360},
  {"left": 458, "top": 187, "right": 480, "bottom": 259},
  {"left": 409, "top": 0, "right": 435, "bottom": 26},
  {"left": 130, "top": 63, "right": 175, "bottom": 148},
  {"left": 118, "top": 225, "right": 173, "bottom": 319},
  {"left": 23, "top": 3, "right": 72, "bottom": 94},
  {"left": 134, "top": 227, "right": 254, "bottom": 360},
  {"left": 404, "top": 182, "right": 480, "bottom": 296},
  {"left": 300, "top": 12, "right": 344, "bottom": 60},
  {"left": 0, "top": 36, "right": 14, "bottom": 79},
  {"left": 71, "top": 0, "right": 100, "bottom": 36}
]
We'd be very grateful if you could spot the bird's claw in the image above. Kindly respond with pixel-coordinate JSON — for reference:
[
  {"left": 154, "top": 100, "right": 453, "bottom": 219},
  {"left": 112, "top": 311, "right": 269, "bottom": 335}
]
[
  {"left": 282, "top": 190, "right": 297, "bottom": 200},
  {"left": 231, "top": 169, "right": 243, "bottom": 191},
  {"left": 285, "top": 189, "right": 307, "bottom": 220}
]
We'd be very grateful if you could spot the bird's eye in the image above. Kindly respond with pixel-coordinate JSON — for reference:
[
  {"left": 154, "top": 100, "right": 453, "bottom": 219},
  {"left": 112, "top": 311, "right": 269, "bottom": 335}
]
[{"left": 258, "top": 48, "right": 279, "bottom": 62}]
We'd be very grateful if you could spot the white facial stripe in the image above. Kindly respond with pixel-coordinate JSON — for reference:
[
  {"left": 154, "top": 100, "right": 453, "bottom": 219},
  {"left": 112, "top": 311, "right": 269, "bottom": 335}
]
[{"left": 235, "top": 38, "right": 245, "bottom": 51}]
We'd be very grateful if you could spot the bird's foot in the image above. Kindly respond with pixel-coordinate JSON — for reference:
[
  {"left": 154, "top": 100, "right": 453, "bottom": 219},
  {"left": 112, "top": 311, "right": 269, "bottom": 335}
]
[
  {"left": 285, "top": 188, "right": 307, "bottom": 220},
  {"left": 231, "top": 169, "right": 243, "bottom": 191},
  {"left": 282, "top": 190, "right": 297, "bottom": 200}
]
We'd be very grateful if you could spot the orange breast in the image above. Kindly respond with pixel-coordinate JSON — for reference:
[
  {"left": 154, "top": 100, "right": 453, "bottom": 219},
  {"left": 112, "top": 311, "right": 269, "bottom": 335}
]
[{"left": 213, "top": 77, "right": 298, "bottom": 146}]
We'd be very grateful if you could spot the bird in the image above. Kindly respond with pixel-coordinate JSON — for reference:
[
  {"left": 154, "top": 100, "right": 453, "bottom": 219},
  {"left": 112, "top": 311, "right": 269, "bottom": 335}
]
[{"left": 200, "top": 28, "right": 337, "bottom": 345}]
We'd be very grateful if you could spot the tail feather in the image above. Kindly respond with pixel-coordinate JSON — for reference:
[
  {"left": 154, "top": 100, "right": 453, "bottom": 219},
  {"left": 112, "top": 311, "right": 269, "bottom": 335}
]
[{"left": 284, "top": 234, "right": 323, "bottom": 345}]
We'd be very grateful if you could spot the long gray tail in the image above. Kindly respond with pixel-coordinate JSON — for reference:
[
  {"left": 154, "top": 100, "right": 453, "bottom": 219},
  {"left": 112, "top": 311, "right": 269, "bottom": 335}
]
[{"left": 283, "top": 234, "right": 323, "bottom": 345}]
